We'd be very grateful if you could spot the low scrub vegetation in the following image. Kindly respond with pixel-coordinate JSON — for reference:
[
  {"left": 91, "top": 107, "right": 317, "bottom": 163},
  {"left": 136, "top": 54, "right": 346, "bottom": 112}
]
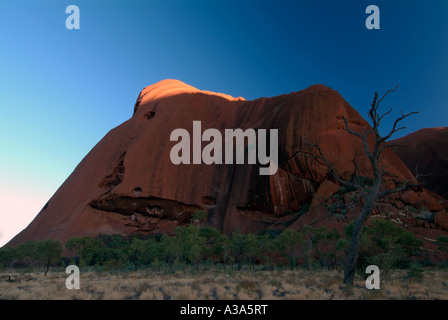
[{"left": 1, "top": 211, "right": 447, "bottom": 300}]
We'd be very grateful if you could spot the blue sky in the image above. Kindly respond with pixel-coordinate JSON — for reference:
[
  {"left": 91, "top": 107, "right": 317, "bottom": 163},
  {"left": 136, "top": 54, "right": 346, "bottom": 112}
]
[{"left": 1, "top": 0, "right": 447, "bottom": 246}]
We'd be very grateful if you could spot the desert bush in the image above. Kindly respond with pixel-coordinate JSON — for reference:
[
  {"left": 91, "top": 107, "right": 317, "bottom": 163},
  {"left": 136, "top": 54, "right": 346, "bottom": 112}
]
[
  {"left": 0, "top": 218, "right": 425, "bottom": 278},
  {"left": 230, "top": 229, "right": 258, "bottom": 271},
  {"left": 66, "top": 236, "right": 105, "bottom": 266},
  {"left": 274, "top": 229, "right": 304, "bottom": 270},
  {"left": 0, "top": 246, "right": 14, "bottom": 269},
  {"left": 345, "top": 219, "right": 422, "bottom": 274},
  {"left": 407, "top": 262, "right": 424, "bottom": 281}
]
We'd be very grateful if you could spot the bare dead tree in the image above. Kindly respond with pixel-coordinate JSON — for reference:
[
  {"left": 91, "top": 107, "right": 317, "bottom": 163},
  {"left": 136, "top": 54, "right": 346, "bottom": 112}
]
[{"left": 304, "top": 85, "right": 421, "bottom": 285}]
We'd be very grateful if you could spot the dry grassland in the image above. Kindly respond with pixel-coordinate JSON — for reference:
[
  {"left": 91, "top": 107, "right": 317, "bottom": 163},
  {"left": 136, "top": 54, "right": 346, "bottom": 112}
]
[{"left": 1, "top": 269, "right": 448, "bottom": 300}]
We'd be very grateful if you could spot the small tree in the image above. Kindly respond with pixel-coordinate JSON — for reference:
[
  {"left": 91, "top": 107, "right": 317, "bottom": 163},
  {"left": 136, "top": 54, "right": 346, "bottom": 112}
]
[
  {"left": 311, "top": 226, "right": 341, "bottom": 269},
  {"left": 176, "top": 225, "right": 207, "bottom": 272},
  {"left": 66, "top": 236, "right": 104, "bottom": 266},
  {"left": 274, "top": 229, "right": 304, "bottom": 271},
  {"left": 0, "top": 246, "right": 14, "bottom": 269},
  {"left": 219, "top": 233, "right": 233, "bottom": 270},
  {"left": 200, "top": 226, "right": 228, "bottom": 260},
  {"left": 305, "top": 85, "right": 421, "bottom": 285},
  {"left": 256, "top": 233, "right": 276, "bottom": 270},
  {"left": 231, "top": 229, "right": 257, "bottom": 271},
  {"left": 15, "top": 240, "right": 39, "bottom": 269},
  {"left": 127, "top": 238, "right": 146, "bottom": 271},
  {"left": 191, "top": 209, "right": 207, "bottom": 230},
  {"left": 37, "top": 240, "right": 62, "bottom": 276},
  {"left": 160, "top": 234, "right": 181, "bottom": 272},
  {"left": 245, "top": 234, "right": 259, "bottom": 270}
]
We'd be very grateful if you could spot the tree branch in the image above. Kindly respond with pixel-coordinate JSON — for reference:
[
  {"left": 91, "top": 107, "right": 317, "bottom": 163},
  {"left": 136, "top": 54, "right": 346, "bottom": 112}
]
[
  {"left": 377, "top": 142, "right": 405, "bottom": 157},
  {"left": 380, "top": 162, "right": 396, "bottom": 178},
  {"left": 303, "top": 137, "right": 367, "bottom": 199},
  {"left": 376, "top": 84, "right": 399, "bottom": 109},
  {"left": 379, "top": 110, "right": 419, "bottom": 142},
  {"left": 350, "top": 150, "right": 359, "bottom": 181},
  {"left": 368, "top": 92, "right": 379, "bottom": 129},
  {"left": 378, "top": 166, "right": 423, "bottom": 198},
  {"left": 377, "top": 107, "right": 393, "bottom": 126}
]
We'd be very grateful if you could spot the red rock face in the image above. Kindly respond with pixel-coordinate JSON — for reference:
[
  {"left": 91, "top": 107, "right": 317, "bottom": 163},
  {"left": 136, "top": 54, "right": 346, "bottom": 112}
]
[
  {"left": 7, "top": 80, "right": 416, "bottom": 246},
  {"left": 435, "top": 210, "right": 448, "bottom": 231},
  {"left": 310, "top": 180, "right": 340, "bottom": 209},
  {"left": 392, "top": 127, "right": 448, "bottom": 199}
]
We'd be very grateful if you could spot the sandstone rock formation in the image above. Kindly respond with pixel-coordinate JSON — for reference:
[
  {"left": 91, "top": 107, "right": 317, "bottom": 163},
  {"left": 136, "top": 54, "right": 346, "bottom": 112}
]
[
  {"left": 392, "top": 127, "right": 448, "bottom": 199},
  {"left": 310, "top": 180, "right": 340, "bottom": 209},
  {"left": 7, "top": 80, "right": 439, "bottom": 247},
  {"left": 435, "top": 210, "right": 448, "bottom": 232}
]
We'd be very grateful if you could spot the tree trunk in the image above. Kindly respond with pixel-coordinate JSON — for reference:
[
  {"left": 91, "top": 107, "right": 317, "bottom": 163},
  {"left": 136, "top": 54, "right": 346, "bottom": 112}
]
[
  {"left": 44, "top": 256, "right": 51, "bottom": 277},
  {"left": 343, "top": 197, "right": 375, "bottom": 285},
  {"left": 306, "top": 236, "right": 314, "bottom": 271}
]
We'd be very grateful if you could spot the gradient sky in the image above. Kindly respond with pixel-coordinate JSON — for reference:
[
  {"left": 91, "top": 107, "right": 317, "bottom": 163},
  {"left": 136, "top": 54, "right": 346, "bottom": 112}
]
[{"left": 1, "top": 0, "right": 447, "bottom": 246}]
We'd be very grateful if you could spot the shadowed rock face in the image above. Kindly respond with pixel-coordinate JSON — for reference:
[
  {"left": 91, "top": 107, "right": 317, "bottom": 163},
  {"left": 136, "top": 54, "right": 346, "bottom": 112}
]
[
  {"left": 392, "top": 127, "right": 448, "bottom": 199},
  {"left": 8, "top": 80, "right": 415, "bottom": 246}
]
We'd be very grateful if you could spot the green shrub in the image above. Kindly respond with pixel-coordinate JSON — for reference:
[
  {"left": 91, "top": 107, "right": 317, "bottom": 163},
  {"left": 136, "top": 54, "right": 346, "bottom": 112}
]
[
  {"left": 407, "top": 262, "right": 424, "bottom": 280},
  {"left": 327, "top": 203, "right": 338, "bottom": 213},
  {"left": 345, "top": 220, "right": 422, "bottom": 272},
  {"left": 437, "top": 235, "right": 448, "bottom": 252},
  {"left": 0, "top": 246, "right": 14, "bottom": 269}
]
